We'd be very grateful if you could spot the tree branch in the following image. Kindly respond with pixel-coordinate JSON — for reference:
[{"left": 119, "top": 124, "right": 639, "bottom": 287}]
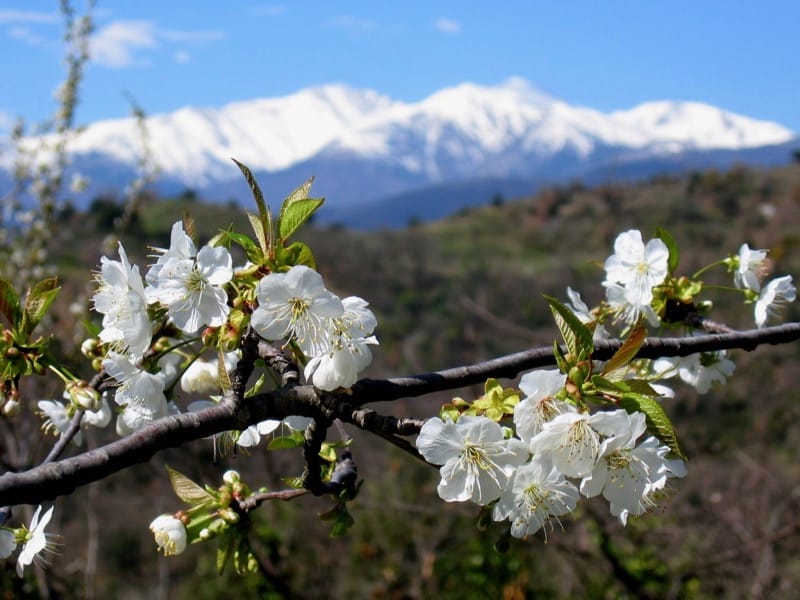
[{"left": 0, "top": 323, "right": 798, "bottom": 506}]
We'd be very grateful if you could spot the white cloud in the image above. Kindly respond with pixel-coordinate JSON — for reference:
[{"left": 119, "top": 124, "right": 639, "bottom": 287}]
[
  {"left": 8, "top": 25, "right": 47, "bottom": 46},
  {"left": 434, "top": 18, "right": 462, "bottom": 34},
  {"left": 327, "top": 15, "right": 379, "bottom": 34},
  {"left": 250, "top": 5, "right": 286, "bottom": 17},
  {"left": 91, "top": 20, "right": 157, "bottom": 67},
  {"left": 0, "top": 10, "right": 58, "bottom": 25},
  {"left": 159, "top": 28, "right": 226, "bottom": 43},
  {"left": 90, "top": 20, "right": 225, "bottom": 68}
]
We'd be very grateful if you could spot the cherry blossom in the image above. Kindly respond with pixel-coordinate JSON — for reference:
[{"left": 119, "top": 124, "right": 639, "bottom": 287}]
[
  {"left": 149, "top": 515, "right": 187, "bottom": 556},
  {"left": 251, "top": 265, "right": 344, "bottom": 356},
  {"left": 492, "top": 456, "right": 579, "bottom": 539},
  {"left": 416, "top": 416, "right": 528, "bottom": 505}
]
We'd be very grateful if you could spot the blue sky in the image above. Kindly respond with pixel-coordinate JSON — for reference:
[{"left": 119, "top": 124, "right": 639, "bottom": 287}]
[{"left": 1, "top": 1, "right": 799, "bottom": 132}]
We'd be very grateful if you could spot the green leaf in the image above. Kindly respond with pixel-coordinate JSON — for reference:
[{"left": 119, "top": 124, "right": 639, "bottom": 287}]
[
  {"left": 620, "top": 393, "right": 685, "bottom": 459},
  {"left": 232, "top": 159, "right": 267, "bottom": 222},
  {"left": 279, "top": 198, "right": 324, "bottom": 241},
  {"left": 656, "top": 226, "right": 679, "bottom": 274},
  {"left": 0, "top": 278, "right": 21, "bottom": 327},
  {"left": 330, "top": 505, "right": 355, "bottom": 537},
  {"left": 552, "top": 340, "right": 569, "bottom": 373},
  {"left": 21, "top": 277, "right": 59, "bottom": 337},
  {"left": 544, "top": 295, "right": 594, "bottom": 361},
  {"left": 267, "top": 434, "right": 304, "bottom": 450},
  {"left": 217, "top": 350, "right": 232, "bottom": 394},
  {"left": 216, "top": 532, "right": 235, "bottom": 575},
  {"left": 246, "top": 212, "right": 268, "bottom": 256},
  {"left": 283, "top": 241, "right": 317, "bottom": 270},
  {"left": 282, "top": 176, "right": 315, "bottom": 207},
  {"left": 165, "top": 465, "right": 216, "bottom": 508},
  {"left": 214, "top": 229, "right": 261, "bottom": 260},
  {"left": 232, "top": 158, "right": 275, "bottom": 257},
  {"left": 601, "top": 325, "right": 646, "bottom": 380}
]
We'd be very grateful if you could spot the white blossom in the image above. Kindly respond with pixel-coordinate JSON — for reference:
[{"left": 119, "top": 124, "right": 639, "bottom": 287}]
[
  {"left": 603, "top": 230, "right": 668, "bottom": 326},
  {"left": 146, "top": 244, "right": 233, "bottom": 334},
  {"left": 103, "top": 353, "right": 168, "bottom": 434},
  {"left": 180, "top": 352, "right": 239, "bottom": 395},
  {"left": 304, "top": 296, "right": 379, "bottom": 390},
  {"left": 149, "top": 515, "right": 187, "bottom": 556},
  {"left": 734, "top": 243, "right": 769, "bottom": 292},
  {"left": 529, "top": 410, "right": 631, "bottom": 479},
  {"left": 652, "top": 352, "right": 735, "bottom": 394},
  {"left": 513, "top": 369, "right": 571, "bottom": 444},
  {"left": 145, "top": 221, "right": 196, "bottom": 286},
  {"left": 492, "top": 456, "right": 579, "bottom": 539},
  {"left": 92, "top": 242, "right": 152, "bottom": 358},
  {"left": 754, "top": 275, "right": 796, "bottom": 328},
  {"left": 416, "top": 416, "right": 528, "bottom": 505},
  {"left": 581, "top": 420, "right": 685, "bottom": 526},
  {"left": 37, "top": 393, "right": 112, "bottom": 445},
  {"left": 251, "top": 265, "right": 344, "bottom": 356},
  {"left": 16, "top": 505, "right": 56, "bottom": 577}
]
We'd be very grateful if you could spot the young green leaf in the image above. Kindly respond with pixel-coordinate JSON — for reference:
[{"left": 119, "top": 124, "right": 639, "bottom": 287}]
[
  {"left": 20, "top": 277, "right": 60, "bottom": 337},
  {"left": 232, "top": 158, "right": 275, "bottom": 256},
  {"left": 656, "top": 226, "right": 679, "bottom": 274},
  {"left": 281, "top": 176, "right": 315, "bottom": 207},
  {"left": 620, "top": 393, "right": 685, "bottom": 459},
  {"left": 165, "top": 465, "right": 216, "bottom": 508},
  {"left": 0, "top": 278, "right": 21, "bottom": 327},
  {"left": 601, "top": 325, "right": 646, "bottom": 380},
  {"left": 283, "top": 241, "right": 317, "bottom": 270},
  {"left": 279, "top": 198, "right": 324, "bottom": 242},
  {"left": 545, "top": 295, "right": 594, "bottom": 361},
  {"left": 246, "top": 212, "right": 268, "bottom": 256},
  {"left": 267, "top": 434, "right": 304, "bottom": 450}
]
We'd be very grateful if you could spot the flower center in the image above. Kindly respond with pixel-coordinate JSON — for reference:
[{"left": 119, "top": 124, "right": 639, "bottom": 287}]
[
  {"left": 185, "top": 268, "right": 206, "bottom": 293},
  {"left": 288, "top": 297, "right": 310, "bottom": 322}
]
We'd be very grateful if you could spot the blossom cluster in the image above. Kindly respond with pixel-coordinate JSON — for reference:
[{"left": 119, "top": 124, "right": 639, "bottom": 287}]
[
  {"left": 57, "top": 221, "right": 380, "bottom": 443},
  {"left": 416, "top": 228, "right": 797, "bottom": 539},
  {"left": 417, "top": 371, "right": 686, "bottom": 538}
]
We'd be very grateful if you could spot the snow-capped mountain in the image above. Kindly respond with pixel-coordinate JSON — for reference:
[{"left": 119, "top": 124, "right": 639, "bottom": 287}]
[{"left": 3, "top": 77, "right": 796, "bottom": 227}]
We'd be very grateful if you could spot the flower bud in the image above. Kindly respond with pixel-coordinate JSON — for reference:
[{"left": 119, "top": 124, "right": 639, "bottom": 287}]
[
  {"left": 149, "top": 515, "right": 187, "bottom": 556},
  {"left": 222, "top": 470, "right": 240, "bottom": 486},
  {"left": 2, "top": 399, "right": 20, "bottom": 417},
  {"left": 218, "top": 508, "right": 239, "bottom": 524},
  {"left": 80, "top": 338, "right": 100, "bottom": 358},
  {"left": 67, "top": 381, "right": 101, "bottom": 411}
]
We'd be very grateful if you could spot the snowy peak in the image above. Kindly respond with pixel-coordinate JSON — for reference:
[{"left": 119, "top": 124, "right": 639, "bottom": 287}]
[
  {"left": 611, "top": 100, "right": 794, "bottom": 150},
  {"left": 68, "top": 83, "right": 397, "bottom": 181}
]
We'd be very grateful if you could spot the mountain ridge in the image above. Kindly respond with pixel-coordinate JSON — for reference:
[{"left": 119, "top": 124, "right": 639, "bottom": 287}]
[{"left": 3, "top": 77, "right": 796, "bottom": 227}]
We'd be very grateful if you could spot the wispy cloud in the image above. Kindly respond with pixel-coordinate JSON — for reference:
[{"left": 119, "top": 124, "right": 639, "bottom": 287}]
[
  {"left": 89, "top": 20, "right": 226, "bottom": 68},
  {"left": 90, "top": 20, "right": 157, "bottom": 67},
  {"left": 250, "top": 5, "right": 286, "bottom": 17},
  {"left": 0, "top": 9, "right": 58, "bottom": 25},
  {"left": 327, "top": 15, "right": 379, "bottom": 34},
  {"left": 433, "top": 18, "right": 462, "bottom": 34},
  {"left": 159, "top": 28, "right": 226, "bottom": 43},
  {"left": 8, "top": 25, "right": 48, "bottom": 47},
  {"left": 173, "top": 49, "right": 191, "bottom": 64}
]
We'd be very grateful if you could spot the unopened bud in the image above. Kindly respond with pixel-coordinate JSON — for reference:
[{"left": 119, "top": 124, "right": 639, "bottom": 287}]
[
  {"left": 67, "top": 381, "right": 101, "bottom": 411},
  {"left": 80, "top": 338, "right": 100, "bottom": 358},
  {"left": 218, "top": 508, "right": 239, "bottom": 524},
  {"left": 199, "top": 528, "right": 212, "bottom": 540},
  {"left": 222, "top": 470, "right": 240, "bottom": 486},
  {"left": 2, "top": 399, "right": 20, "bottom": 417}
]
